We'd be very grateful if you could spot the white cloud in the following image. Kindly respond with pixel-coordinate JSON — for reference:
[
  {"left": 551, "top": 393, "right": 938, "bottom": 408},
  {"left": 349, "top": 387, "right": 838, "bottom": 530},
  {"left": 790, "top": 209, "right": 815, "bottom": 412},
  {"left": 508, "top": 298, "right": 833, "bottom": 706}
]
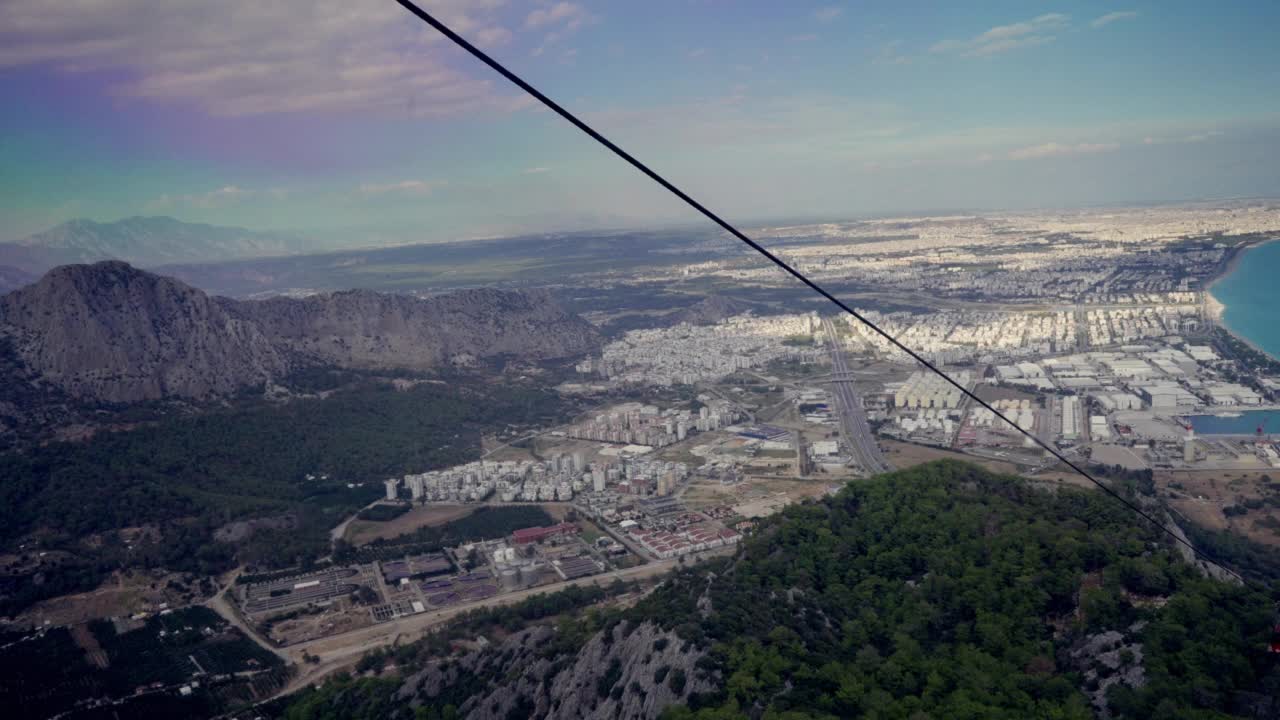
[
  {"left": 1008, "top": 141, "right": 1119, "bottom": 160},
  {"left": 932, "top": 13, "right": 1068, "bottom": 57},
  {"left": 196, "top": 186, "right": 251, "bottom": 207},
  {"left": 527, "top": 2, "right": 592, "bottom": 57},
  {"left": 1092, "top": 11, "right": 1138, "bottom": 28},
  {"left": 526, "top": 2, "right": 587, "bottom": 30},
  {"left": 358, "top": 179, "right": 445, "bottom": 196},
  {"left": 523, "top": 167, "right": 551, "bottom": 174},
  {"left": 1144, "top": 130, "right": 1224, "bottom": 145},
  {"left": 0, "top": 0, "right": 530, "bottom": 117},
  {"left": 872, "top": 40, "right": 911, "bottom": 66},
  {"left": 475, "top": 26, "right": 514, "bottom": 46},
  {"left": 813, "top": 6, "right": 843, "bottom": 23}
]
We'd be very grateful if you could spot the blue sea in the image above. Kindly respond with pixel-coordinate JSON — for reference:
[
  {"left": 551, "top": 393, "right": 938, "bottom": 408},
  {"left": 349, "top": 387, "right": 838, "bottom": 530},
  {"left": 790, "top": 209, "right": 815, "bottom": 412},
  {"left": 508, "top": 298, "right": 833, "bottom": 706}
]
[
  {"left": 1211, "top": 240, "right": 1280, "bottom": 360},
  {"left": 1190, "top": 409, "right": 1280, "bottom": 436}
]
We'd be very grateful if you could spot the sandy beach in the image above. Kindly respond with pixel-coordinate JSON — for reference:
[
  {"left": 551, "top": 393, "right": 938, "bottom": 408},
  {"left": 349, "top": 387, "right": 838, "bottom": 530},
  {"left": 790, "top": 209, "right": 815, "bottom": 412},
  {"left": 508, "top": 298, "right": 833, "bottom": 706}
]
[
  {"left": 1204, "top": 292, "right": 1226, "bottom": 323},
  {"left": 1204, "top": 236, "right": 1279, "bottom": 359},
  {"left": 1205, "top": 237, "right": 1280, "bottom": 314}
]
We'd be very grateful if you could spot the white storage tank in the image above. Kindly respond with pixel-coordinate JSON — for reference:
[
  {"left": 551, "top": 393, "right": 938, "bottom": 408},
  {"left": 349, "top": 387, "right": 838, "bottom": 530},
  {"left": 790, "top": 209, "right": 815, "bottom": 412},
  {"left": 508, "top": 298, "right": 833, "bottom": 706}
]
[{"left": 500, "top": 568, "right": 519, "bottom": 589}]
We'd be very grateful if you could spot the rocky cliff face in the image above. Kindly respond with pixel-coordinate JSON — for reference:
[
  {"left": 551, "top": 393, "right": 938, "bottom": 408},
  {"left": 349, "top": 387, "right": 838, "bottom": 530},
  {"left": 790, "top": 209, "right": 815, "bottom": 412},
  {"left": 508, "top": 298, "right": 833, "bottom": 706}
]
[
  {"left": 398, "top": 621, "right": 716, "bottom": 720},
  {"left": 0, "top": 262, "right": 286, "bottom": 403},
  {"left": 0, "top": 261, "right": 601, "bottom": 403},
  {"left": 225, "top": 287, "right": 601, "bottom": 371}
]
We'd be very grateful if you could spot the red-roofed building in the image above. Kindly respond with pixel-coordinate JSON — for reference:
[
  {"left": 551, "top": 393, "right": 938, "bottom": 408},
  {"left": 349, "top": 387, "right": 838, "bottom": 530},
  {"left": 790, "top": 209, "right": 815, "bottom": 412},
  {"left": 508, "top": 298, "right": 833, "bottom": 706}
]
[{"left": 511, "top": 522, "right": 579, "bottom": 545}]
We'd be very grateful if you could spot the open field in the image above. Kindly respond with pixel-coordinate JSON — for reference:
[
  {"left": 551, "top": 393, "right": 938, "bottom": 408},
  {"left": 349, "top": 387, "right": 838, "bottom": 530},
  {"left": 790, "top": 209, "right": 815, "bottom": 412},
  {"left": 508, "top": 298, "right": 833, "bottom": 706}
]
[
  {"left": 972, "top": 384, "right": 1039, "bottom": 404},
  {"left": 884, "top": 439, "right": 1024, "bottom": 475},
  {"left": 1158, "top": 468, "right": 1280, "bottom": 547},
  {"left": 680, "top": 479, "right": 739, "bottom": 509},
  {"left": 14, "top": 570, "right": 207, "bottom": 628},
  {"left": 344, "top": 501, "right": 577, "bottom": 547},
  {"left": 680, "top": 472, "right": 831, "bottom": 515},
  {"left": 882, "top": 439, "right": 1098, "bottom": 490},
  {"left": 265, "top": 597, "right": 375, "bottom": 646},
  {"left": 344, "top": 504, "right": 476, "bottom": 546}
]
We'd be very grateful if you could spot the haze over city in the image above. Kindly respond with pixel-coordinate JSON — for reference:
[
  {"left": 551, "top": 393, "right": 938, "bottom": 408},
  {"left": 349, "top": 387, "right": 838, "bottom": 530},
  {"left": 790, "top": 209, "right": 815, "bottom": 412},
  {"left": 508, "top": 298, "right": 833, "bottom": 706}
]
[{"left": 3, "top": 0, "right": 1280, "bottom": 244}]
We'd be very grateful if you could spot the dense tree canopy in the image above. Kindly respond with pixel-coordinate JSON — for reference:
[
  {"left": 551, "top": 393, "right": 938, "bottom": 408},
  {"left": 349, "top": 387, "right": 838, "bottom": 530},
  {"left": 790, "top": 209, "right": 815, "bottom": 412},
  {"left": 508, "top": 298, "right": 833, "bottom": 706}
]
[
  {"left": 639, "top": 461, "right": 1278, "bottom": 719},
  {"left": 0, "top": 378, "right": 572, "bottom": 615}
]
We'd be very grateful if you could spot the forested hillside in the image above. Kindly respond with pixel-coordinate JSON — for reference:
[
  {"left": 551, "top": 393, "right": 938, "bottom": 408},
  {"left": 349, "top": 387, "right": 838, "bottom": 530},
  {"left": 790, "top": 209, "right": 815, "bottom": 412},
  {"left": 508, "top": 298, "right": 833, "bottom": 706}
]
[
  {"left": 646, "top": 460, "right": 1278, "bottom": 719},
  {"left": 280, "top": 461, "right": 1280, "bottom": 720},
  {"left": 0, "top": 377, "right": 573, "bottom": 616}
]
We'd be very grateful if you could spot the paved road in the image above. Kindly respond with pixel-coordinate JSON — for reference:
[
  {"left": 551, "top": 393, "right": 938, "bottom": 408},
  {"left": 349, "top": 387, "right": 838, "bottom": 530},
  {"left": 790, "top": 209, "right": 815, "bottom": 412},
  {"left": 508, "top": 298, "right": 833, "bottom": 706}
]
[
  {"left": 821, "top": 317, "right": 893, "bottom": 475},
  {"left": 329, "top": 497, "right": 385, "bottom": 543},
  {"left": 697, "top": 382, "right": 755, "bottom": 423},
  {"left": 205, "top": 572, "right": 289, "bottom": 661},
  {"left": 481, "top": 429, "right": 552, "bottom": 459}
]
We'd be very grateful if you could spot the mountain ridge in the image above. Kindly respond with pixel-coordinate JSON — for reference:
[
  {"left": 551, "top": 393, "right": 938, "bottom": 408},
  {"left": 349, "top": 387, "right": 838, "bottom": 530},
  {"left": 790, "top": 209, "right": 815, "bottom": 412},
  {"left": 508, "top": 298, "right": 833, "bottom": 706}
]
[{"left": 0, "top": 261, "right": 601, "bottom": 404}]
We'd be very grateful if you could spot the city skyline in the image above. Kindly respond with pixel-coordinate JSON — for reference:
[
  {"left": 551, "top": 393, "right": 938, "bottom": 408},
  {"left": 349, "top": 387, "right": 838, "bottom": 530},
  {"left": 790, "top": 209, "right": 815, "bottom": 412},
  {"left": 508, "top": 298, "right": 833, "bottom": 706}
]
[{"left": 3, "top": 1, "right": 1279, "bottom": 245}]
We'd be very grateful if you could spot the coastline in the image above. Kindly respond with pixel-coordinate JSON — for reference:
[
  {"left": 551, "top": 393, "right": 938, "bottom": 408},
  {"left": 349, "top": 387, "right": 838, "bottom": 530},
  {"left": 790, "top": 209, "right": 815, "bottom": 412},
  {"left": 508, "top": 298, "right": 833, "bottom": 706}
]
[{"left": 1203, "top": 236, "right": 1279, "bottom": 359}]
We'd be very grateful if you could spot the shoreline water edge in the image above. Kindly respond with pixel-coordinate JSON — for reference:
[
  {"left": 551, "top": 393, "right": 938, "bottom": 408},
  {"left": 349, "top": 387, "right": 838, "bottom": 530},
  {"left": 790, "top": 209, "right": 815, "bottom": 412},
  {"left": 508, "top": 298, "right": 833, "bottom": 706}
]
[{"left": 1206, "top": 237, "right": 1280, "bottom": 362}]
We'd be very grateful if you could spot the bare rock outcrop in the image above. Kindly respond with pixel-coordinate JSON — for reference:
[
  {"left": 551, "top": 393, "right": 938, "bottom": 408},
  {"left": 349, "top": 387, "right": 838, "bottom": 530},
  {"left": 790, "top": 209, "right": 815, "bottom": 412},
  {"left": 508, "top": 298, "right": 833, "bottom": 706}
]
[
  {"left": 1069, "top": 624, "right": 1147, "bottom": 718},
  {"left": 226, "top": 287, "right": 600, "bottom": 371},
  {"left": 399, "top": 621, "right": 715, "bottom": 720},
  {"left": 0, "top": 261, "right": 285, "bottom": 403},
  {"left": 0, "top": 261, "right": 601, "bottom": 404}
]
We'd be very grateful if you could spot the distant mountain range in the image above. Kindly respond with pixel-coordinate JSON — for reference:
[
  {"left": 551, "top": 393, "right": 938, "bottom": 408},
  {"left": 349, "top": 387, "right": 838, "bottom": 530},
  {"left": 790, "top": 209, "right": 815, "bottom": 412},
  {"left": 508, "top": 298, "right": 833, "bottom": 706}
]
[
  {"left": 0, "top": 216, "right": 316, "bottom": 275},
  {"left": 0, "top": 261, "right": 601, "bottom": 407},
  {"left": 0, "top": 219, "right": 746, "bottom": 299}
]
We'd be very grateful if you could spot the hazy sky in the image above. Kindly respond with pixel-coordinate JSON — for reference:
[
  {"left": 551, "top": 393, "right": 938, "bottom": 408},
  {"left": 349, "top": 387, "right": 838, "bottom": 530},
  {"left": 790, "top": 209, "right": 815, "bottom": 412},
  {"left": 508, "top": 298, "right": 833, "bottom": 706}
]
[{"left": 3, "top": 1, "right": 1279, "bottom": 245}]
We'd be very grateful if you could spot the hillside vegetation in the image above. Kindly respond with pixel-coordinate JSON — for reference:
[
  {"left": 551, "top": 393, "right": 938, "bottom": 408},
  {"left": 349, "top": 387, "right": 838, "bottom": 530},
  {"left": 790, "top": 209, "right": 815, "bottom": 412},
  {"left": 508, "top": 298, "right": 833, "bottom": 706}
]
[
  {"left": 646, "top": 460, "right": 1278, "bottom": 719},
  {"left": 280, "top": 461, "right": 1280, "bottom": 720},
  {"left": 0, "top": 378, "right": 571, "bottom": 616}
]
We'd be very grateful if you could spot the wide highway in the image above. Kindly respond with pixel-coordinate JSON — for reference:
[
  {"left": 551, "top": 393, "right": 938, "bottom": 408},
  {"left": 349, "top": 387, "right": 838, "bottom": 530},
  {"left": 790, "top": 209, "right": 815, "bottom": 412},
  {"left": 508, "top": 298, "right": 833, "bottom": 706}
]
[{"left": 821, "top": 317, "right": 893, "bottom": 475}]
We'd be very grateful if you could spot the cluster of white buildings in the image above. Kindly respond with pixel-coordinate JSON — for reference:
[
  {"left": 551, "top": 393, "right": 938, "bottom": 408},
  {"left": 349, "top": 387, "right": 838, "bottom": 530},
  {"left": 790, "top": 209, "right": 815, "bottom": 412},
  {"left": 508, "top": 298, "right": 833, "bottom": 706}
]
[
  {"left": 969, "top": 399, "right": 1037, "bottom": 434},
  {"left": 385, "top": 451, "right": 693, "bottom": 505},
  {"left": 387, "top": 456, "right": 580, "bottom": 504},
  {"left": 641, "top": 205, "right": 1280, "bottom": 304},
  {"left": 565, "top": 402, "right": 739, "bottom": 448},
  {"left": 989, "top": 342, "right": 1263, "bottom": 412},
  {"left": 592, "top": 456, "right": 690, "bottom": 496},
  {"left": 1085, "top": 306, "right": 1201, "bottom": 346},
  {"left": 892, "top": 370, "right": 972, "bottom": 409},
  {"left": 582, "top": 313, "right": 823, "bottom": 387},
  {"left": 830, "top": 301, "right": 1208, "bottom": 370},
  {"left": 890, "top": 408, "right": 959, "bottom": 440},
  {"left": 1056, "top": 397, "right": 1113, "bottom": 443},
  {"left": 839, "top": 310, "right": 1077, "bottom": 365}
]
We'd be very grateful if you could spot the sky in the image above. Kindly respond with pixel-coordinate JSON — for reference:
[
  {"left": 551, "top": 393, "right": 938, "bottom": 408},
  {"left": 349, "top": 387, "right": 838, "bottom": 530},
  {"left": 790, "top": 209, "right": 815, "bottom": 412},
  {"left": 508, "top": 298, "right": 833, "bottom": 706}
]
[{"left": 2, "top": 0, "right": 1280, "bottom": 247}]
